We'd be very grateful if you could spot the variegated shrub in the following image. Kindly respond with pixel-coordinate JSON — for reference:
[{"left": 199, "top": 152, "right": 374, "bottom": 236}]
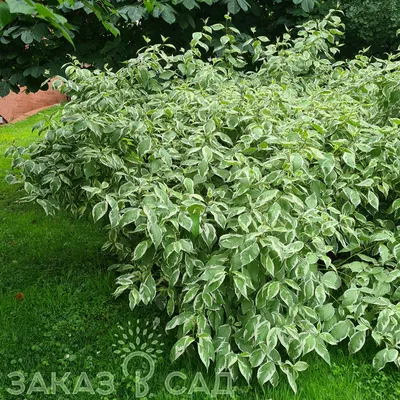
[{"left": 6, "top": 13, "right": 400, "bottom": 392}]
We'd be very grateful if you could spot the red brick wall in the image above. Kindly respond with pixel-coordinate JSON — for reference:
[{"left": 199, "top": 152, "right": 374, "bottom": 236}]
[{"left": 0, "top": 82, "right": 66, "bottom": 123}]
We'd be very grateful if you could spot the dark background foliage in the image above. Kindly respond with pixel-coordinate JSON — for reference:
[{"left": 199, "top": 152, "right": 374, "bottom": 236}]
[
  {"left": 321, "top": 0, "right": 400, "bottom": 57},
  {"left": 0, "top": 0, "right": 399, "bottom": 96}
]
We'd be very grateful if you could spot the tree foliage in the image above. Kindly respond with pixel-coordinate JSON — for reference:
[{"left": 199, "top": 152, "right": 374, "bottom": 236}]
[
  {"left": 1, "top": 0, "right": 399, "bottom": 96},
  {"left": 321, "top": 0, "right": 400, "bottom": 56},
  {"left": 7, "top": 13, "right": 400, "bottom": 391},
  {"left": 0, "top": 0, "right": 331, "bottom": 96}
]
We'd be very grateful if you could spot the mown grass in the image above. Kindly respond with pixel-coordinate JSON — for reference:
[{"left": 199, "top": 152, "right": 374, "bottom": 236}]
[{"left": 0, "top": 108, "right": 399, "bottom": 400}]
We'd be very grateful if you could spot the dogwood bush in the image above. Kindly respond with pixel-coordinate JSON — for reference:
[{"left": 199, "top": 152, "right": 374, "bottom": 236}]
[{"left": 7, "top": 12, "right": 400, "bottom": 392}]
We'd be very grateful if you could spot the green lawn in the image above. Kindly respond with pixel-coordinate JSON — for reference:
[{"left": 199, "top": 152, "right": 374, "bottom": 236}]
[{"left": 0, "top": 108, "right": 399, "bottom": 399}]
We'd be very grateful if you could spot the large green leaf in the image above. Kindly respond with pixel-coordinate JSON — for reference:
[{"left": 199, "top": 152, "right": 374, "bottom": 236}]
[
  {"left": 301, "top": 0, "right": 314, "bottom": 12},
  {"left": 0, "top": 3, "right": 15, "bottom": 29},
  {"left": 6, "top": 0, "right": 35, "bottom": 15}
]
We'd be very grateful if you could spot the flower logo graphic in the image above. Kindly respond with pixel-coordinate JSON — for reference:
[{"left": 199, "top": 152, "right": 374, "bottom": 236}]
[{"left": 112, "top": 317, "right": 165, "bottom": 398}]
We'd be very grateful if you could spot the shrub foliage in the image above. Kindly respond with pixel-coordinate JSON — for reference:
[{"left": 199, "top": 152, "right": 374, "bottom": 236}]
[
  {"left": 0, "top": 0, "right": 316, "bottom": 95},
  {"left": 325, "top": 0, "right": 400, "bottom": 55},
  {"left": 7, "top": 13, "right": 400, "bottom": 391}
]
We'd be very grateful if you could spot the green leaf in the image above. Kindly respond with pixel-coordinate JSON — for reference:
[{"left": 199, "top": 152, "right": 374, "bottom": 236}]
[
  {"left": 120, "top": 5, "right": 143, "bottom": 22},
  {"left": 220, "top": 234, "right": 244, "bottom": 249},
  {"left": 160, "top": 70, "right": 174, "bottom": 80},
  {"left": 348, "top": 331, "right": 366, "bottom": 354},
  {"left": 0, "top": 3, "right": 15, "bottom": 29},
  {"left": 192, "top": 32, "right": 202, "bottom": 41},
  {"left": 318, "top": 303, "right": 335, "bottom": 321},
  {"left": 171, "top": 336, "right": 195, "bottom": 361},
  {"left": 198, "top": 334, "right": 214, "bottom": 369},
  {"left": 238, "top": 213, "right": 252, "bottom": 232},
  {"left": 282, "top": 367, "right": 297, "bottom": 393},
  {"left": 315, "top": 284, "right": 326, "bottom": 305},
  {"left": 240, "top": 242, "right": 260, "bottom": 266},
  {"left": 120, "top": 209, "right": 140, "bottom": 228},
  {"left": 227, "top": 0, "right": 240, "bottom": 14},
  {"left": 372, "top": 348, "right": 399, "bottom": 371},
  {"left": 204, "top": 271, "right": 226, "bottom": 294},
  {"left": 92, "top": 201, "right": 108, "bottom": 222},
  {"left": 319, "top": 332, "right": 337, "bottom": 346},
  {"left": 315, "top": 338, "right": 330, "bottom": 365},
  {"left": 267, "top": 203, "right": 281, "bottom": 226},
  {"left": 211, "top": 23, "right": 225, "bottom": 31},
  {"left": 204, "top": 119, "right": 216, "bottom": 134},
  {"left": 133, "top": 240, "right": 149, "bottom": 260},
  {"left": 183, "top": 285, "right": 199, "bottom": 303},
  {"left": 301, "top": 0, "right": 314, "bottom": 12},
  {"left": 322, "top": 271, "right": 341, "bottom": 290},
  {"left": 149, "top": 223, "right": 163, "bottom": 248},
  {"left": 371, "top": 231, "right": 392, "bottom": 242},
  {"left": 266, "top": 281, "right": 280, "bottom": 300},
  {"left": 238, "top": 357, "right": 252, "bottom": 384},
  {"left": 321, "top": 157, "right": 334, "bottom": 178},
  {"left": 293, "top": 361, "right": 308, "bottom": 372},
  {"left": 303, "top": 335, "right": 316, "bottom": 355},
  {"left": 343, "top": 152, "right": 356, "bottom": 168},
  {"left": 129, "top": 288, "right": 140, "bottom": 309},
  {"left": 257, "top": 189, "right": 279, "bottom": 205},
  {"left": 250, "top": 348, "right": 265, "bottom": 368},
  {"left": 21, "top": 30, "right": 33, "bottom": 44},
  {"left": 237, "top": 0, "right": 249, "bottom": 12},
  {"left": 201, "top": 223, "right": 216, "bottom": 248},
  {"left": 388, "top": 199, "right": 400, "bottom": 213},
  {"left": 356, "top": 179, "right": 374, "bottom": 187},
  {"left": 161, "top": 5, "right": 176, "bottom": 24},
  {"left": 190, "top": 212, "right": 200, "bottom": 237},
  {"left": 257, "top": 361, "right": 276, "bottom": 385},
  {"left": 101, "top": 20, "right": 120, "bottom": 37},
  {"left": 6, "top": 0, "right": 35, "bottom": 14},
  {"left": 260, "top": 253, "right": 275, "bottom": 276},
  {"left": 140, "top": 273, "right": 156, "bottom": 304},
  {"left": 183, "top": 178, "right": 194, "bottom": 193},
  {"left": 83, "top": 160, "right": 96, "bottom": 179},
  {"left": 290, "top": 153, "right": 303, "bottom": 171},
  {"left": 109, "top": 204, "right": 120, "bottom": 229},
  {"left": 343, "top": 188, "right": 361, "bottom": 208},
  {"left": 330, "top": 321, "right": 350, "bottom": 342},
  {"left": 143, "top": 0, "right": 154, "bottom": 12},
  {"left": 178, "top": 213, "right": 193, "bottom": 231},
  {"left": 138, "top": 137, "right": 151, "bottom": 157},
  {"left": 368, "top": 190, "right": 379, "bottom": 210},
  {"left": 233, "top": 273, "right": 248, "bottom": 299},
  {"left": 393, "top": 243, "right": 400, "bottom": 262},
  {"left": 34, "top": 3, "right": 75, "bottom": 47},
  {"left": 166, "top": 312, "right": 192, "bottom": 330},
  {"left": 386, "top": 349, "right": 399, "bottom": 363},
  {"left": 183, "top": 0, "right": 198, "bottom": 10},
  {"left": 0, "top": 81, "right": 11, "bottom": 97},
  {"left": 36, "top": 199, "right": 53, "bottom": 216},
  {"left": 342, "top": 288, "right": 360, "bottom": 306}
]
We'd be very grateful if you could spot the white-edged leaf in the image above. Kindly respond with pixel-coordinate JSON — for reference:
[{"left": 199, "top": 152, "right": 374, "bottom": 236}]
[
  {"left": 348, "top": 330, "right": 366, "bottom": 354},
  {"left": 133, "top": 240, "right": 149, "bottom": 260},
  {"left": 140, "top": 274, "right": 156, "bottom": 304},
  {"left": 170, "top": 336, "right": 195, "bottom": 361},
  {"left": 220, "top": 234, "right": 244, "bottom": 249},
  {"left": 257, "top": 361, "right": 276, "bottom": 385},
  {"left": 92, "top": 201, "right": 108, "bottom": 222}
]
